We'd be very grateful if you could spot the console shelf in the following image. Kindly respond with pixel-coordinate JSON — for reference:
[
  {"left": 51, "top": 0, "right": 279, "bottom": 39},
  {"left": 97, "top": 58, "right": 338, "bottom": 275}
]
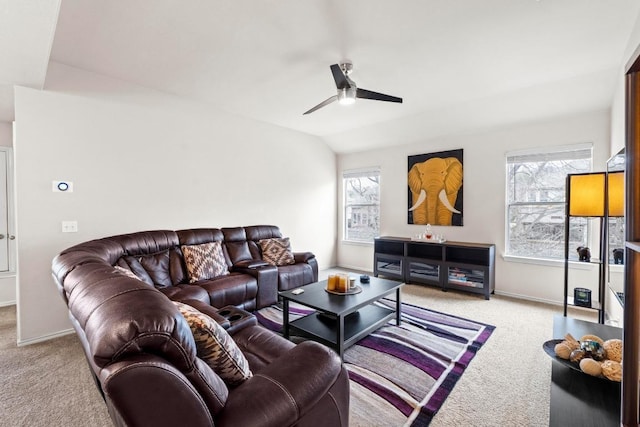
[{"left": 374, "top": 236, "right": 495, "bottom": 299}]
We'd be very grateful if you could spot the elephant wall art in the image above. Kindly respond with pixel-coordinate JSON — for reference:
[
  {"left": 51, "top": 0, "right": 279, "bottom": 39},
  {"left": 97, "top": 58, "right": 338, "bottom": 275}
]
[{"left": 408, "top": 149, "right": 463, "bottom": 226}]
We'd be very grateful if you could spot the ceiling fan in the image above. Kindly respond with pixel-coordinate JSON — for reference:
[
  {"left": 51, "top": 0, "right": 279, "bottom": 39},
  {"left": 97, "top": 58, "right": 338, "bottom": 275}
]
[{"left": 303, "top": 62, "right": 403, "bottom": 115}]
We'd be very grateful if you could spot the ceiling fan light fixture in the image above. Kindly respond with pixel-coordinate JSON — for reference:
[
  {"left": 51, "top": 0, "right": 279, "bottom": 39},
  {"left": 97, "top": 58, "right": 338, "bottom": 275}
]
[
  {"left": 303, "top": 62, "right": 402, "bottom": 115},
  {"left": 338, "top": 87, "right": 356, "bottom": 105}
]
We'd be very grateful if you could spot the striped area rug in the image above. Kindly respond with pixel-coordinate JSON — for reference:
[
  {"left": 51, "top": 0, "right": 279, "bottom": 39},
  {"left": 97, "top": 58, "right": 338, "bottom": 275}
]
[{"left": 255, "top": 299, "right": 495, "bottom": 427}]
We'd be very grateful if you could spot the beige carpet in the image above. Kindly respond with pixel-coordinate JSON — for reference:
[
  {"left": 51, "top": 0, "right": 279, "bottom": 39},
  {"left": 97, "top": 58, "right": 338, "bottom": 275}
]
[
  {"left": 0, "top": 306, "right": 110, "bottom": 427},
  {"left": 0, "top": 278, "right": 596, "bottom": 427}
]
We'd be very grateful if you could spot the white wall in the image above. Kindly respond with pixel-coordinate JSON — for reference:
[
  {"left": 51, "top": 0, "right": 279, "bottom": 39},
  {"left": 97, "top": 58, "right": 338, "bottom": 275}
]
[
  {"left": 0, "top": 122, "right": 11, "bottom": 147},
  {"left": 0, "top": 121, "right": 15, "bottom": 306},
  {"left": 13, "top": 62, "right": 336, "bottom": 344},
  {"left": 611, "top": 11, "right": 640, "bottom": 155},
  {"left": 338, "top": 110, "right": 611, "bottom": 304}
]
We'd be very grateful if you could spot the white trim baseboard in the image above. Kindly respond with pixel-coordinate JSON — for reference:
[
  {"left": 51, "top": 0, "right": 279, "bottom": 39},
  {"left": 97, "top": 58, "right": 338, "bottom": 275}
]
[
  {"left": 493, "top": 290, "right": 560, "bottom": 306},
  {"left": 334, "top": 264, "right": 372, "bottom": 274},
  {"left": 17, "top": 328, "right": 74, "bottom": 347},
  {"left": 0, "top": 300, "right": 15, "bottom": 307}
]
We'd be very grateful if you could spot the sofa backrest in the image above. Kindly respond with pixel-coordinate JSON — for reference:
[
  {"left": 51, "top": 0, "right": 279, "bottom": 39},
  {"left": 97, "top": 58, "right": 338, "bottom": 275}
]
[
  {"left": 221, "top": 227, "right": 253, "bottom": 265},
  {"left": 244, "top": 225, "right": 283, "bottom": 259},
  {"left": 176, "top": 225, "right": 285, "bottom": 266}
]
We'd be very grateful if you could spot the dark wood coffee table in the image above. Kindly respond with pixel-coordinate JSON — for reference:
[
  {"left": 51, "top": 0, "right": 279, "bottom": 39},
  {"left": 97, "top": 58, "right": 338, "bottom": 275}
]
[{"left": 279, "top": 276, "right": 403, "bottom": 358}]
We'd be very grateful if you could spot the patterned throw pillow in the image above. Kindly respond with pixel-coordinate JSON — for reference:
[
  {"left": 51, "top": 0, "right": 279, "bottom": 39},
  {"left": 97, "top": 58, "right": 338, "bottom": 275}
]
[
  {"left": 181, "top": 242, "right": 229, "bottom": 283},
  {"left": 258, "top": 237, "right": 295, "bottom": 266},
  {"left": 173, "top": 301, "right": 252, "bottom": 386}
]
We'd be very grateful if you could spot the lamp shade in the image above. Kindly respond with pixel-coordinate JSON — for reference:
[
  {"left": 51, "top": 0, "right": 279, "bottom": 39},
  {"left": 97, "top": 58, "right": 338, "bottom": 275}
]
[
  {"left": 607, "top": 171, "right": 624, "bottom": 217},
  {"left": 568, "top": 173, "right": 605, "bottom": 217}
]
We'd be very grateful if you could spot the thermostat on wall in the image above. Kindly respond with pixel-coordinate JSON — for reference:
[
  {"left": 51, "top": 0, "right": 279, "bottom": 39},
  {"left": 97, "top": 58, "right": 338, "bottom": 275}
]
[{"left": 52, "top": 181, "right": 73, "bottom": 192}]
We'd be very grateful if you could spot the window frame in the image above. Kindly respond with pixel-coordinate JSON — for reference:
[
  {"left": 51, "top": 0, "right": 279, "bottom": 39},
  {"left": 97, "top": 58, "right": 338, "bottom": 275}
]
[
  {"left": 342, "top": 168, "right": 381, "bottom": 244},
  {"left": 504, "top": 143, "right": 593, "bottom": 261}
]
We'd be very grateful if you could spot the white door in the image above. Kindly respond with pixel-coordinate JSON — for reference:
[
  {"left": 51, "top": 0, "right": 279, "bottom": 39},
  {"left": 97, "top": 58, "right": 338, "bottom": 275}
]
[{"left": 0, "top": 149, "right": 12, "bottom": 272}]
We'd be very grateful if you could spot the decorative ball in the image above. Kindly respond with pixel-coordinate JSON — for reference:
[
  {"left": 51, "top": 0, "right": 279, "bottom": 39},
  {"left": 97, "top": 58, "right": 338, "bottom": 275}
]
[
  {"left": 581, "top": 340, "right": 606, "bottom": 361},
  {"left": 562, "top": 338, "right": 580, "bottom": 351},
  {"left": 601, "top": 360, "right": 622, "bottom": 382},
  {"left": 580, "top": 358, "right": 602, "bottom": 377},
  {"left": 570, "top": 349, "right": 586, "bottom": 363},
  {"left": 554, "top": 342, "right": 572, "bottom": 360},
  {"left": 603, "top": 339, "right": 623, "bottom": 363},
  {"left": 580, "top": 334, "right": 604, "bottom": 346}
]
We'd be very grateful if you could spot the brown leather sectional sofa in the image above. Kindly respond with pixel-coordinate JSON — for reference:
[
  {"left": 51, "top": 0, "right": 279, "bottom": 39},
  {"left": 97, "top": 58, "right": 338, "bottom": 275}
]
[
  {"left": 56, "top": 225, "right": 317, "bottom": 311},
  {"left": 51, "top": 225, "right": 349, "bottom": 427}
]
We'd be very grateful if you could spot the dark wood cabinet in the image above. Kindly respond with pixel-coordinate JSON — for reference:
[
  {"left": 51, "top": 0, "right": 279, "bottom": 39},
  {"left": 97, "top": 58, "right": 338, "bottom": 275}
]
[
  {"left": 374, "top": 236, "right": 495, "bottom": 299},
  {"left": 622, "top": 57, "right": 640, "bottom": 426}
]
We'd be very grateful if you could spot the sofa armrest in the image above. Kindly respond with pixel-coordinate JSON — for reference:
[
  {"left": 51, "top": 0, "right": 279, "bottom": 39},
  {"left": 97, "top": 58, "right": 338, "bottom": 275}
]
[
  {"left": 179, "top": 299, "right": 231, "bottom": 329},
  {"left": 234, "top": 264, "right": 278, "bottom": 309},
  {"left": 294, "top": 252, "right": 319, "bottom": 283},
  {"left": 233, "top": 259, "right": 270, "bottom": 269},
  {"left": 101, "top": 354, "right": 223, "bottom": 427},
  {"left": 216, "top": 341, "right": 348, "bottom": 427},
  {"left": 293, "top": 252, "right": 315, "bottom": 263}
]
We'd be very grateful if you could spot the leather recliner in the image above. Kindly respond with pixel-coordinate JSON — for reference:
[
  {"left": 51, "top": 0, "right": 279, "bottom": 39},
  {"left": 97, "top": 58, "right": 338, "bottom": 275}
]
[{"left": 51, "top": 229, "right": 349, "bottom": 427}]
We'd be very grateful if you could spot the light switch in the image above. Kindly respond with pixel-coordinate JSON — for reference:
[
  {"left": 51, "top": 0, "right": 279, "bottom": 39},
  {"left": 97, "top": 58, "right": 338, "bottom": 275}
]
[{"left": 62, "top": 221, "right": 78, "bottom": 233}]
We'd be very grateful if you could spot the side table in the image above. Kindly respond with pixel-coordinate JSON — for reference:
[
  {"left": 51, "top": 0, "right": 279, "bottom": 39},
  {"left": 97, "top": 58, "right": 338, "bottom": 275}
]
[{"left": 549, "top": 315, "right": 621, "bottom": 427}]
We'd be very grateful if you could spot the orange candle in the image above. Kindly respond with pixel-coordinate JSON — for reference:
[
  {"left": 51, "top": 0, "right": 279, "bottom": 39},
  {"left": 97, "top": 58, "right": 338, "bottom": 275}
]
[
  {"left": 327, "top": 274, "right": 337, "bottom": 291},
  {"left": 338, "top": 275, "right": 348, "bottom": 293}
]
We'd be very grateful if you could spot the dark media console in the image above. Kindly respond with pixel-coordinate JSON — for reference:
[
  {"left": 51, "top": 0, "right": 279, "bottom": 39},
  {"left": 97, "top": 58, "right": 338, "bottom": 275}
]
[{"left": 374, "top": 236, "right": 495, "bottom": 299}]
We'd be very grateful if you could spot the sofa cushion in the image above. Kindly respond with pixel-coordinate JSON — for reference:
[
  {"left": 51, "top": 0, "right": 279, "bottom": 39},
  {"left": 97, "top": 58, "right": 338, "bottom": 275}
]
[
  {"left": 259, "top": 237, "right": 295, "bottom": 266},
  {"left": 122, "top": 250, "right": 173, "bottom": 288},
  {"left": 173, "top": 301, "right": 252, "bottom": 386},
  {"left": 113, "top": 265, "right": 143, "bottom": 281},
  {"left": 181, "top": 242, "right": 229, "bottom": 283}
]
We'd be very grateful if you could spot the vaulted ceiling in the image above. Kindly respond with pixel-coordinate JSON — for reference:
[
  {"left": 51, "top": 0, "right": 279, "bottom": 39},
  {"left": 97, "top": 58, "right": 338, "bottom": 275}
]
[{"left": 2, "top": 0, "right": 639, "bottom": 152}]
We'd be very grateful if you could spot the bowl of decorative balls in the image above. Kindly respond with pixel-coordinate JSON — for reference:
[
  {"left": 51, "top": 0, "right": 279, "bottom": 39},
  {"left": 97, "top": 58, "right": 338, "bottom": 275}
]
[{"left": 543, "top": 333, "right": 622, "bottom": 382}]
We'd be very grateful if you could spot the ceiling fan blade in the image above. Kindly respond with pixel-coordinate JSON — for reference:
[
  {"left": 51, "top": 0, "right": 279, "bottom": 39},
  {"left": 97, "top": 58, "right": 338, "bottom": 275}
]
[
  {"left": 330, "top": 64, "right": 350, "bottom": 89},
  {"left": 356, "top": 88, "right": 403, "bottom": 103},
  {"left": 303, "top": 95, "right": 338, "bottom": 115}
]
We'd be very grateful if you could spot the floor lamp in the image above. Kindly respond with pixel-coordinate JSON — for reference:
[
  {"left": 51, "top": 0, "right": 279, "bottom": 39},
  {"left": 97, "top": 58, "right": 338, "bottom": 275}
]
[{"left": 564, "top": 172, "right": 606, "bottom": 324}]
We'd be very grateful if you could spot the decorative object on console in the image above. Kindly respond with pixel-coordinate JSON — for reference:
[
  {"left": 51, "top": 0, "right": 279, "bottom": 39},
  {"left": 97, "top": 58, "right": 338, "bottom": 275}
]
[
  {"left": 408, "top": 149, "right": 463, "bottom": 226},
  {"left": 613, "top": 248, "right": 624, "bottom": 264},
  {"left": 573, "top": 287, "right": 592, "bottom": 307},
  {"left": 576, "top": 246, "right": 591, "bottom": 262}
]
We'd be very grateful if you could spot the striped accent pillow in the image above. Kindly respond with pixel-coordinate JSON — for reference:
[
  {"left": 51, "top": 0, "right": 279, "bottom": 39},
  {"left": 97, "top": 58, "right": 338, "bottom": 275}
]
[
  {"left": 173, "top": 301, "right": 252, "bottom": 386},
  {"left": 258, "top": 237, "right": 295, "bottom": 266},
  {"left": 181, "top": 242, "right": 229, "bottom": 283}
]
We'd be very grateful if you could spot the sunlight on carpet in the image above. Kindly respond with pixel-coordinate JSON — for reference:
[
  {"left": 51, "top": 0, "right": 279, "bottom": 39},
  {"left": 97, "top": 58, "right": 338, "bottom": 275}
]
[{"left": 255, "top": 299, "right": 495, "bottom": 426}]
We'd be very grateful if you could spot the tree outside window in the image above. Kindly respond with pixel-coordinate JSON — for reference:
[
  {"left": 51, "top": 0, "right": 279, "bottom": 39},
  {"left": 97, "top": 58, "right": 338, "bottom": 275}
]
[
  {"left": 344, "top": 169, "right": 380, "bottom": 242},
  {"left": 506, "top": 147, "right": 592, "bottom": 259}
]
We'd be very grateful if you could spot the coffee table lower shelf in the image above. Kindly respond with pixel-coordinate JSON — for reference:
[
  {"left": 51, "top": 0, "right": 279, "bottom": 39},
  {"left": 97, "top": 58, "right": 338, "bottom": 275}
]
[{"left": 289, "top": 304, "right": 395, "bottom": 355}]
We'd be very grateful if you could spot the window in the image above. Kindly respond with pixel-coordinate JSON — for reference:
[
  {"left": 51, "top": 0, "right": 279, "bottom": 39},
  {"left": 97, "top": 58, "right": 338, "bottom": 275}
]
[
  {"left": 343, "top": 168, "right": 380, "bottom": 243},
  {"left": 506, "top": 145, "right": 592, "bottom": 259}
]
